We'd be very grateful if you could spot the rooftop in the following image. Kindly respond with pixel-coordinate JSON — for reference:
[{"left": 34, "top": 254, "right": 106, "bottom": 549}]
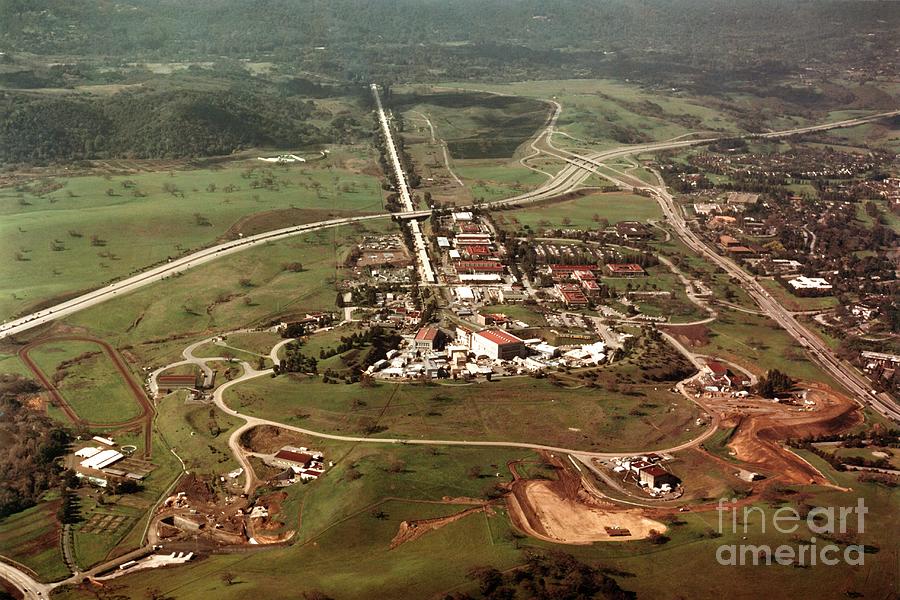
[
  {"left": 415, "top": 327, "right": 440, "bottom": 342},
  {"left": 475, "top": 328, "right": 525, "bottom": 346}
]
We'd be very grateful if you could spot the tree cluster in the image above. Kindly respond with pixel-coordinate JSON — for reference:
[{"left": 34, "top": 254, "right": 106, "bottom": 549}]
[{"left": 0, "top": 375, "right": 71, "bottom": 518}]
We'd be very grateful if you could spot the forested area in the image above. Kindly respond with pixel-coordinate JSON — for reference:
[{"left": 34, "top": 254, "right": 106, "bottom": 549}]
[
  {"left": 0, "top": 375, "right": 70, "bottom": 518},
  {"left": 0, "top": 0, "right": 896, "bottom": 90},
  {"left": 0, "top": 86, "right": 369, "bottom": 162}
]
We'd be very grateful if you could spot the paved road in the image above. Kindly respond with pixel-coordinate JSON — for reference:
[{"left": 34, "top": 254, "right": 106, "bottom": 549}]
[
  {"left": 575, "top": 162, "right": 900, "bottom": 421},
  {"left": 2, "top": 107, "right": 896, "bottom": 341},
  {"left": 0, "top": 560, "right": 53, "bottom": 599}
]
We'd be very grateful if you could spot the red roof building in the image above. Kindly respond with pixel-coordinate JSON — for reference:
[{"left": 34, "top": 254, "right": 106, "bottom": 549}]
[
  {"left": 455, "top": 261, "right": 505, "bottom": 273},
  {"left": 605, "top": 263, "right": 646, "bottom": 277},
  {"left": 461, "top": 245, "right": 492, "bottom": 257},
  {"left": 471, "top": 328, "right": 527, "bottom": 360},
  {"left": 414, "top": 327, "right": 444, "bottom": 351},
  {"left": 273, "top": 450, "right": 313, "bottom": 467},
  {"left": 555, "top": 283, "right": 589, "bottom": 306}
]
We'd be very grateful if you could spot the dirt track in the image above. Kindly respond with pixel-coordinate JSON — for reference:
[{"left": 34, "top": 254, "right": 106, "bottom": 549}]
[
  {"left": 390, "top": 505, "right": 490, "bottom": 549},
  {"left": 18, "top": 335, "right": 155, "bottom": 457}
]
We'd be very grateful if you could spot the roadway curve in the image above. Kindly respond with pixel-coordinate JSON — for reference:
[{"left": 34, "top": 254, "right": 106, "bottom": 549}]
[
  {"left": 0, "top": 560, "right": 53, "bottom": 600},
  {"left": 578, "top": 163, "right": 900, "bottom": 421},
  {"left": 141, "top": 332, "right": 721, "bottom": 494},
  {"left": 1, "top": 107, "right": 896, "bottom": 341}
]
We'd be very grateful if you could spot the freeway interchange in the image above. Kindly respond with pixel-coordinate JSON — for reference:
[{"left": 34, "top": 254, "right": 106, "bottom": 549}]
[
  {"left": 1, "top": 89, "right": 898, "bottom": 600},
  {"left": 1, "top": 95, "right": 897, "bottom": 418}
]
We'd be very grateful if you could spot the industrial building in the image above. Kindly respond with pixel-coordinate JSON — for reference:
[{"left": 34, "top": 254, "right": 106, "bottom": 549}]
[{"left": 470, "top": 328, "right": 527, "bottom": 360}]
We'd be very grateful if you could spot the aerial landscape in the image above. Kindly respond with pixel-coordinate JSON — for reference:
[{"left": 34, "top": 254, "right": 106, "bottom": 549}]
[{"left": 0, "top": 1, "right": 898, "bottom": 598}]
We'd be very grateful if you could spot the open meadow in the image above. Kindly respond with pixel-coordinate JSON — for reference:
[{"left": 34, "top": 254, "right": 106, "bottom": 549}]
[
  {"left": 0, "top": 147, "right": 384, "bottom": 320},
  {"left": 59, "top": 221, "right": 393, "bottom": 351},
  {"left": 223, "top": 375, "right": 702, "bottom": 453}
]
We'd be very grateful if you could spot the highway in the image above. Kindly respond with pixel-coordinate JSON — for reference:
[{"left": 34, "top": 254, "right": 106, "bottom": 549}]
[
  {"left": 2, "top": 101, "right": 898, "bottom": 423},
  {"left": 0, "top": 213, "right": 388, "bottom": 341},
  {"left": 565, "top": 158, "right": 900, "bottom": 421}
]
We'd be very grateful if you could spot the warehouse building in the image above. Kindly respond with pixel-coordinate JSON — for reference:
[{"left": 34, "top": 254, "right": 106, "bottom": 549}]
[{"left": 470, "top": 329, "right": 527, "bottom": 360}]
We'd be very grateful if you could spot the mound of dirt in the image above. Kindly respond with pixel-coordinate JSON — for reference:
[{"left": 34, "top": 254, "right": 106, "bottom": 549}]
[
  {"left": 240, "top": 424, "right": 308, "bottom": 454},
  {"left": 390, "top": 505, "right": 489, "bottom": 549}
]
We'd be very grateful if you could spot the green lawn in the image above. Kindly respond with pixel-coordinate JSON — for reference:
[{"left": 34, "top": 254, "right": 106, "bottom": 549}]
[
  {"left": 224, "top": 376, "right": 701, "bottom": 453},
  {"left": 26, "top": 339, "right": 143, "bottom": 424},
  {"left": 496, "top": 192, "right": 662, "bottom": 232},
  {"left": 0, "top": 500, "right": 70, "bottom": 582},
  {"left": 0, "top": 152, "right": 385, "bottom": 320}
]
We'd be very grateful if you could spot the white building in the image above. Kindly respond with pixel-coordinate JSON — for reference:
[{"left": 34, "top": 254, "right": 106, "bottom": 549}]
[
  {"left": 471, "top": 329, "right": 527, "bottom": 360},
  {"left": 787, "top": 276, "right": 832, "bottom": 291}
]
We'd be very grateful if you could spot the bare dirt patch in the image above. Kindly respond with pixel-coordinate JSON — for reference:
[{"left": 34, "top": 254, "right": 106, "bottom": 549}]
[
  {"left": 506, "top": 454, "right": 666, "bottom": 544},
  {"left": 660, "top": 323, "right": 710, "bottom": 347},
  {"left": 713, "top": 383, "right": 862, "bottom": 487}
]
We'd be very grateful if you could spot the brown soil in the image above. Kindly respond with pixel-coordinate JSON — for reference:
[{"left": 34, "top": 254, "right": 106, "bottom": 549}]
[
  {"left": 240, "top": 424, "right": 309, "bottom": 454},
  {"left": 258, "top": 491, "right": 287, "bottom": 517},
  {"left": 175, "top": 474, "right": 217, "bottom": 505},
  {"left": 660, "top": 323, "right": 710, "bottom": 347},
  {"left": 714, "top": 383, "right": 862, "bottom": 487},
  {"left": 390, "top": 505, "right": 490, "bottom": 549},
  {"left": 506, "top": 454, "right": 666, "bottom": 545},
  {"left": 21, "top": 394, "right": 44, "bottom": 411}
]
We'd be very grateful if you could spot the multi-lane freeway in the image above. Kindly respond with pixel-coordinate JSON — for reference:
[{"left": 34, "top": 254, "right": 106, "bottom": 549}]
[
  {"left": 1, "top": 97, "right": 896, "bottom": 419},
  {"left": 554, "top": 152, "right": 900, "bottom": 421}
]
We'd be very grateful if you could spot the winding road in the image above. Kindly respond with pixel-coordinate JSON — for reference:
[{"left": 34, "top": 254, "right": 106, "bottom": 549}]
[
  {"left": 1, "top": 106, "right": 896, "bottom": 341},
  {"left": 1, "top": 87, "right": 897, "bottom": 600}
]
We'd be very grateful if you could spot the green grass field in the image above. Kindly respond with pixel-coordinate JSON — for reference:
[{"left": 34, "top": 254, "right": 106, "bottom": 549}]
[
  {"left": 51, "top": 431, "right": 900, "bottom": 600},
  {"left": 494, "top": 192, "right": 662, "bottom": 232},
  {"left": 25, "top": 339, "right": 143, "bottom": 424},
  {"left": 454, "top": 162, "right": 549, "bottom": 203},
  {"left": 155, "top": 392, "right": 243, "bottom": 478},
  {"left": 0, "top": 500, "right": 70, "bottom": 582},
  {"left": 436, "top": 79, "right": 744, "bottom": 150},
  {"left": 758, "top": 278, "right": 839, "bottom": 312},
  {"left": 62, "top": 222, "right": 392, "bottom": 349},
  {"left": 392, "top": 90, "right": 549, "bottom": 159},
  {"left": 224, "top": 376, "right": 701, "bottom": 453},
  {"left": 698, "top": 308, "right": 838, "bottom": 385},
  {"left": 0, "top": 150, "right": 384, "bottom": 320}
]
